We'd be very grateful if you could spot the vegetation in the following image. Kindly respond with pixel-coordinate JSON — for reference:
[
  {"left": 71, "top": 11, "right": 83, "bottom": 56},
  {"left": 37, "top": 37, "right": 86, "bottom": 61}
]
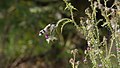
[{"left": 0, "top": 0, "right": 120, "bottom": 68}]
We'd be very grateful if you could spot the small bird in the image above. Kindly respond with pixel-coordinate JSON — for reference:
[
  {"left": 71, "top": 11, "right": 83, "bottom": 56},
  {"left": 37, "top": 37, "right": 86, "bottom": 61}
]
[
  {"left": 39, "top": 24, "right": 56, "bottom": 36},
  {"left": 39, "top": 24, "right": 57, "bottom": 43}
]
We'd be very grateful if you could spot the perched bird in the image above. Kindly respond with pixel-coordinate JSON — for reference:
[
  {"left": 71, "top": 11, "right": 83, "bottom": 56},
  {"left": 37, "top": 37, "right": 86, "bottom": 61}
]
[{"left": 39, "top": 24, "right": 57, "bottom": 43}]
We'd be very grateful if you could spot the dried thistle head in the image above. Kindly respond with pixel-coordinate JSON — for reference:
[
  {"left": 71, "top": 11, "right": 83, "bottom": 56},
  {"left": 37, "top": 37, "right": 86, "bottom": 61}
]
[
  {"left": 69, "top": 58, "right": 74, "bottom": 64},
  {"left": 71, "top": 49, "right": 78, "bottom": 55}
]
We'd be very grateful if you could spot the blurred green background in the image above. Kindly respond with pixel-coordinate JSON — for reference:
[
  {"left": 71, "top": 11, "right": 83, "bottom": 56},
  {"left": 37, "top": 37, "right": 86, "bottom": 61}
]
[{"left": 0, "top": 0, "right": 84, "bottom": 68}]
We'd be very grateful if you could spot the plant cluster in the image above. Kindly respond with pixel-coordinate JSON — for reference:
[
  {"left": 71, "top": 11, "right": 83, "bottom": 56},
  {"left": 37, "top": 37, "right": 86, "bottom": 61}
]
[{"left": 39, "top": 0, "right": 120, "bottom": 68}]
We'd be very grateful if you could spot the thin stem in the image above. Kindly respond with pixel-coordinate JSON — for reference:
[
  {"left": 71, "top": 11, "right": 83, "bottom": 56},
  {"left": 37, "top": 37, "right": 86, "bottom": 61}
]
[
  {"left": 108, "top": 36, "right": 114, "bottom": 55},
  {"left": 73, "top": 53, "right": 76, "bottom": 68},
  {"left": 70, "top": 9, "right": 78, "bottom": 29}
]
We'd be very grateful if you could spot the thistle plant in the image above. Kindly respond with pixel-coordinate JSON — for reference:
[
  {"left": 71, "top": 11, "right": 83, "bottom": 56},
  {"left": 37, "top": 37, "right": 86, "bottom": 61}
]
[
  {"left": 82, "top": 0, "right": 120, "bottom": 67},
  {"left": 39, "top": 0, "right": 120, "bottom": 68}
]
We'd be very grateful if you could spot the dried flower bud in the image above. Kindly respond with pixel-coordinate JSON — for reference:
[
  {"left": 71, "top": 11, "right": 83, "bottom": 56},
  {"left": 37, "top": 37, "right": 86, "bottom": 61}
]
[
  {"left": 105, "top": 7, "right": 110, "bottom": 12},
  {"left": 111, "top": 8, "right": 115, "bottom": 12},
  {"left": 71, "top": 49, "right": 78, "bottom": 54},
  {"left": 98, "top": 64, "right": 102, "bottom": 67},
  {"left": 116, "top": 48, "right": 120, "bottom": 51},
  {"left": 87, "top": 47, "right": 91, "bottom": 50},
  {"left": 87, "top": 25, "right": 92, "bottom": 30},
  {"left": 117, "top": 29, "right": 120, "bottom": 33},
  {"left": 87, "top": 41, "right": 91, "bottom": 46},
  {"left": 76, "top": 61, "right": 80, "bottom": 65},
  {"left": 94, "top": 1, "right": 98, "bottom": 8},
  {"left": 85, "top": 8, "right": 90, "bottom": 14},
  {"left": 75, "top": 61, "right": 80, "bottom": 68},
  {"left": 74, "top": 49, "right": 78, "bottom": 53},
  {"left": 88, "top": 0, "right": 92, "bottom": 2},
  {"left": 83, "top": 58, "right": 87, "bottom": 63},
  {"left": 69, "top": 58, "right": 74, "bottom": 64},
  {"left": 110, "top": 18, "right": 117, "bottom": 29},
  {"left": 98, "top": 3, "right": 103, "bottom": 9},
  {"left": 84, "top": 50, "right": 87, "bottom": 54},
  {"left": 86, "top": 19, "right": 90, "bottom": 24},
  {"left": 71, "top": 50, "right": 74, "bottom": 54}
]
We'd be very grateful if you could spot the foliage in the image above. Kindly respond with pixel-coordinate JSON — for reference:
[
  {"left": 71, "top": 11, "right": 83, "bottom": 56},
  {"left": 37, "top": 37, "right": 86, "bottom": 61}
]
[
  {"left": 0, "top": 0, "right": 120, "bottom": 68},
  {"left": 41, "top": 0, "right": 120, "bottom": 68}
]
